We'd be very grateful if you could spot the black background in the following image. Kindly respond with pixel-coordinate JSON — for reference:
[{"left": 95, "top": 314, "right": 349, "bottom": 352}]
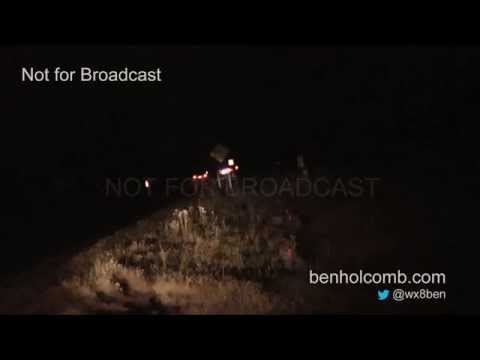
[{"left": 3, "top": 45, "right": 475, "bottom": 177}]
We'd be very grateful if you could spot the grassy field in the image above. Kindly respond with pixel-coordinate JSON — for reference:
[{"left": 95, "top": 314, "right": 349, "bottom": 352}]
[{"left": 0, "top": 174, "right": 448, "bottom": 314}]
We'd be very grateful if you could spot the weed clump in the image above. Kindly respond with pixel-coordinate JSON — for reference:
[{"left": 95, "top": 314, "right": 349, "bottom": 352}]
[{"left": 58, "top": 190, "right": 305, "bottom": 314}]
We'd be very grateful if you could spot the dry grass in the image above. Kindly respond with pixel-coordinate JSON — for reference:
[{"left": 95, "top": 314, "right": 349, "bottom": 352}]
[
  {"left": 0, "top": 177, "right": 422, "bottom": 315},
  {"left": 1, "top": 189, "right": 305, "bottom": 314}
]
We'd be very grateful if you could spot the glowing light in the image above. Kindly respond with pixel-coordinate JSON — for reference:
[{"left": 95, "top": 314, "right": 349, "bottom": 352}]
[
  {"left": 144, "top": 179, "right": 150, "bottom": 188},
  {"left": 234, "top": 165, "right": 239, "bottom": 171},
  {"left": 219, "top": 167, "right": 233, "bottom": 175},
  {"left": 228, "top": 159, "right": 235, "bottom": 166},
  {"left": 193, "top": 170, "right": 209, "bottom": 181}
]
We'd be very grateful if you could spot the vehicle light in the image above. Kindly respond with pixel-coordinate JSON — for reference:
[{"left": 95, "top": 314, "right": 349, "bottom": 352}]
[
  {"left": 228, "top": 159, "right": 235, "bottom": 166},
  {"left": 145, "top": 179, "right": 150, "bottom": 188},
  {"left": 234, "top": 165, "right": 239, "bottom": 171},
  {"left": 219, "top": 167, "right": 233, "bottom": 175}
]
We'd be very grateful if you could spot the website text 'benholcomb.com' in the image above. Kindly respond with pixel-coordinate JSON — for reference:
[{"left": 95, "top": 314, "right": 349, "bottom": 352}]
[{"left": 309, "top": 269, "right": 446, "bottom": 285}]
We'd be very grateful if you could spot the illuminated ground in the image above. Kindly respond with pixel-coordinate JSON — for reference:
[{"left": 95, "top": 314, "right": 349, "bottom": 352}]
[{"left": 0, "top": 177, "right": 448, "bottom": 314}]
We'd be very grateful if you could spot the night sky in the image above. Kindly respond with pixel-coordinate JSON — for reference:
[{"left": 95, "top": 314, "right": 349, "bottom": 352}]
[
  {"left": 3, "top": 46, "right": 476, "bottom": 179},
  {"left": 1, "top": 46, "right": 476, "bottom": 256}
]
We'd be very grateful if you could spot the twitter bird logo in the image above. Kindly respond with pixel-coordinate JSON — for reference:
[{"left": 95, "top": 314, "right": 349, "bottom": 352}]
[{"left": 377, "top": 289, "right": 390, "bottom": 301}]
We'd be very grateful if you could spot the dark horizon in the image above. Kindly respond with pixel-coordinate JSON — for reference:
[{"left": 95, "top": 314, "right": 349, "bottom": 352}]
[{"left": 3, "top": 46, "right": 475, "bottom": 177}]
